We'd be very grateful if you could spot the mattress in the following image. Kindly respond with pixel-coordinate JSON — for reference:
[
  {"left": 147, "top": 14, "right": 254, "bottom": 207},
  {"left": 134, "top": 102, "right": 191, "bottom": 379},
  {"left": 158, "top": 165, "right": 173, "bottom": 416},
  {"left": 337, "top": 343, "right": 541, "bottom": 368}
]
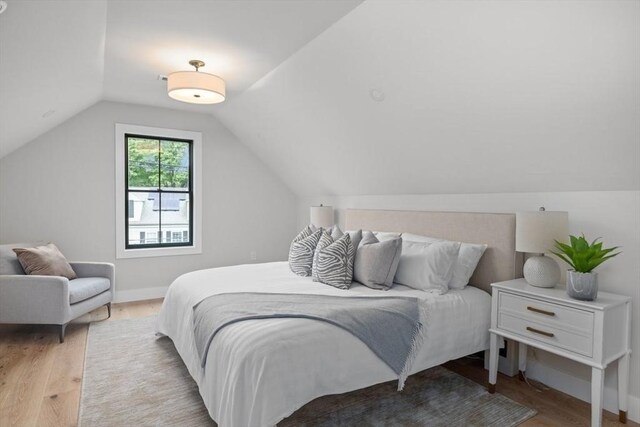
[{"left": 156, "top": 261, "right": 491, "bottom": 427}]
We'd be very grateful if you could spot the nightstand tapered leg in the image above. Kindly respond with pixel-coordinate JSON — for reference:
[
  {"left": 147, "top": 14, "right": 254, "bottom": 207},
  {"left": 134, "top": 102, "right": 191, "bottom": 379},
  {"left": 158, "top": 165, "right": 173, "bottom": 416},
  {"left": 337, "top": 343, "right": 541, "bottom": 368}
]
[
  {"left": 591, "top": 367, "right": 604, "bottom": 427},
  {"left": 488, "top": 333, "right": 499, "bottom": 393},
  {"left": 518, "top": 342, "right": 527, "bottom": 380},
  {"left": 618, "top": 352, "right": 629, "bottom": 423}
]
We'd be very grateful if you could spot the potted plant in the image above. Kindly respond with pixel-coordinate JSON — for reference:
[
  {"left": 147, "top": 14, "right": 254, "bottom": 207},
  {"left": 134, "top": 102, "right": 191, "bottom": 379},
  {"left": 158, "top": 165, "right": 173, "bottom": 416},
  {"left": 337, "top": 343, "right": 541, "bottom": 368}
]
[{"left": 551, "top": 235, "right": 621, "bottom": 301}]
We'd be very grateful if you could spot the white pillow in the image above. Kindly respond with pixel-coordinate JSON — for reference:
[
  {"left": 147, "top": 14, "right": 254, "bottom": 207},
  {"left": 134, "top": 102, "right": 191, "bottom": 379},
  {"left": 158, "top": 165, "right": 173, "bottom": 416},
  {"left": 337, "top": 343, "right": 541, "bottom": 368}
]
[
  {"left": 394, "top": 240, "right": 460, "bottom": 294},
  {"left": 402, "top": 233, "right": 487, "bottom": 289}
]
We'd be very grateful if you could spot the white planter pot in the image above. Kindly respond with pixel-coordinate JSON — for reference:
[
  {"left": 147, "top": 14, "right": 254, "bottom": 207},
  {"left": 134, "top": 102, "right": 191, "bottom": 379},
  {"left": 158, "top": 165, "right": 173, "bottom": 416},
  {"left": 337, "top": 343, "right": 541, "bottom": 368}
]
[{"left": 566, "top": 271, "right": 598, "bottom": 301}]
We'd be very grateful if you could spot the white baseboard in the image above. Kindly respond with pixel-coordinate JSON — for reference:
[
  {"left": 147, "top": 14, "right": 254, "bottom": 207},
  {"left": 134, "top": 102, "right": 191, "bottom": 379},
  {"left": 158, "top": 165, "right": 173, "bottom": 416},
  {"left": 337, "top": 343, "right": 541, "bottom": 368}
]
[
  {"left": 114, "top": 286, "right": 168, "bottom": 303},
  {"left": 526, "top": 359, "right": 640, "bottom": 423}
]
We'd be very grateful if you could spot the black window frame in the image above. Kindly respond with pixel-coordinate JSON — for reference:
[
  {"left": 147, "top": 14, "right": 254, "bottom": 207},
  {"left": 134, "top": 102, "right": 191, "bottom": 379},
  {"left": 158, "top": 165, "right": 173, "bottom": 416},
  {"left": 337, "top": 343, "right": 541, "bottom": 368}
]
[{"left": 124, "top": 133, "right": 194, "bottom": 250}]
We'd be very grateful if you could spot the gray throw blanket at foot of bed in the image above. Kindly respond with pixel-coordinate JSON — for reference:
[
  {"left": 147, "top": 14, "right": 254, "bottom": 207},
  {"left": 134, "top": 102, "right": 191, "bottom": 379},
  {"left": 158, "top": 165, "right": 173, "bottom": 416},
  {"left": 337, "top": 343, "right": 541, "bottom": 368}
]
[{"left": 193, "top": 292, "right": 424, "bottom": 390}]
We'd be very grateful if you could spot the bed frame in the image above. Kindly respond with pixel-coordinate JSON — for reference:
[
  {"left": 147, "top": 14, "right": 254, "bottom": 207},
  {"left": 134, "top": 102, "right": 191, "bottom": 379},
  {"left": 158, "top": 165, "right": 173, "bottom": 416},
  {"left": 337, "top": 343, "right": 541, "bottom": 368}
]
[
  {"left": 346, "top": 208, "right": 525, "bottom": 376},
  {"left": 345, "top": 208, "right": 523, "bottom": 294}
]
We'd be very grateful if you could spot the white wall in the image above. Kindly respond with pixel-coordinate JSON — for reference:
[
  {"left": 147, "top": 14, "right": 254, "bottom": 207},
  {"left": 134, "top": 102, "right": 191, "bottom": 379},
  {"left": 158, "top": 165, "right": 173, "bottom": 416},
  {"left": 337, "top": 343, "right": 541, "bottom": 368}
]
[
  {"left": 219, "top": 0, "right": 639, "bottom": 196},
  {"left": 0, "top": 101, "right": 299, "bottom": 300},
  {"left": 299, "top": 191, "right": 640, "bottom": 421}
]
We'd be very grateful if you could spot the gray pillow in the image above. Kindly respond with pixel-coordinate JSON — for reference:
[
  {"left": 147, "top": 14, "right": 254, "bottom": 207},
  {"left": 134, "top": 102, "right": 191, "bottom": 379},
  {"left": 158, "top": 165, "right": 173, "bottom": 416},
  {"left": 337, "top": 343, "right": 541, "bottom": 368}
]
[
  {"left": 360, "top": 230, "right": 377, "bottom": 246},
  {"left": 314, "top": 234, "right": 354, "bottom": 289},
  {"left": 345, "top": 229, "right": 363, "bottom": 250},
  {"left": 289, "top": 227, "right": 322, "bottom": 277},
  {"left": 320, "top": 225, "right": 364, "bottom": 250},
  {"left": 354, "top": 236, "right": 402, "bottom": 290}
]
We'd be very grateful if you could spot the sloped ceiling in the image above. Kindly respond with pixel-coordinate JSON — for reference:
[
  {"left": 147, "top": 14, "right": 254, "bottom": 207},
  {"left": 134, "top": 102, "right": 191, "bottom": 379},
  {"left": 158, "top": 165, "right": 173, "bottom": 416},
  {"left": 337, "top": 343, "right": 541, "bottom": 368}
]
[
  {"left": 216, "top": 0, "right": 640, "bottom": 196},
  {"left": 0, "top": 0, "right": 362, "bottom": 157},
  {"left": 0, "top": 0, "right": 107, "bottom": 158},
  {"left": 1, "top": 0, "right": 638, "bottom": 196}
]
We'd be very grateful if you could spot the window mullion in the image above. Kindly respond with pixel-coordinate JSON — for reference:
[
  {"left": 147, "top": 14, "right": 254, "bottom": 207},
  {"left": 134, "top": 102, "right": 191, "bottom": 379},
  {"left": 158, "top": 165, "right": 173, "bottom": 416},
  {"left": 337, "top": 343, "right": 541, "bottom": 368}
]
[{"left": 157, "top": 139, "right": 162, "bottom": 242}]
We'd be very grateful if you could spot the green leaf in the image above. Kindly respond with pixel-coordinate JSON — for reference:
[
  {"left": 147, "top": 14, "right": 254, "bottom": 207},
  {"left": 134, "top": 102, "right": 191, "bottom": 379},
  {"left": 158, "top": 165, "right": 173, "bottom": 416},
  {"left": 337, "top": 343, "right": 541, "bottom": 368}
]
[
  {"left": 569, "top": 235, "right": 579, "bottom": 248},
  {"left": 588, "top": 254, "right": 618, "bottom": 271},
  {"left": 551, "top": 252, "right": 576, "bottom": 270},
  {"left": 554, "top": 241, "right": 573, "bottom": 252},
  {"left": 574, "top": 236, "right": 589, "bottom": 252}
]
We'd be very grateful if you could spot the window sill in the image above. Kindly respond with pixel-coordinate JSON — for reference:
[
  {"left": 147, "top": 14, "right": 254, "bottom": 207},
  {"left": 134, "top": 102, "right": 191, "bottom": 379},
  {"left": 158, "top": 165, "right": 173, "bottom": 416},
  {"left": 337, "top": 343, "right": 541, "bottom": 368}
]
[{"left": 116, "top": 245, "right": 202, "bottom": 259}]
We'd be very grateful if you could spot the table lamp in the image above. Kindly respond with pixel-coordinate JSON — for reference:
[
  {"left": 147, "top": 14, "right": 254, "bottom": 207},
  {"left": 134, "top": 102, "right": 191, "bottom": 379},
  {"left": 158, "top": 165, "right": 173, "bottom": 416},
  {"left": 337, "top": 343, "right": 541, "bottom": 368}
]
[
  {"left": 516, "top": 208, "right": 569, "bottom": 288},
  {"left": 310, "top": 204, "right": 334, "bottom": 229}
]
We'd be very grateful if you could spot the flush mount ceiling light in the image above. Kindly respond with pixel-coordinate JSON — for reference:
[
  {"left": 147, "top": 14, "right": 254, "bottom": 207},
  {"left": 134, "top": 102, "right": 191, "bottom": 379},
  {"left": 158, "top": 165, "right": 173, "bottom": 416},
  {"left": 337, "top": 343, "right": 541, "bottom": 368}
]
[
  {"left": 0, "top": 1, "right": 7, "bottom": 15},
  {"left": 167, "top": 60, "right": 225, "bottom": 104}
]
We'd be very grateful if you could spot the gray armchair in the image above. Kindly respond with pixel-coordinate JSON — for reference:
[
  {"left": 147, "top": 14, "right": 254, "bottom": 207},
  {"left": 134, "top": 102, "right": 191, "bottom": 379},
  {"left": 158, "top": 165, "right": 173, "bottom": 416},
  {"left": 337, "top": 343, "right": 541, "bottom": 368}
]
[{"left": 0, "top": 244, "right": 114, "bottom": 342}]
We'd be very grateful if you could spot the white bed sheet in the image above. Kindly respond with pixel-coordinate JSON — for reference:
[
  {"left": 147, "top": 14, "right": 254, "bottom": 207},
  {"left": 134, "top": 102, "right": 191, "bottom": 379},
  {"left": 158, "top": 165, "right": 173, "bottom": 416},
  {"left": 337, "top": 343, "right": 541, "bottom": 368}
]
[{"left": 156, "top": 261, "right": 491, "bottom": 427}]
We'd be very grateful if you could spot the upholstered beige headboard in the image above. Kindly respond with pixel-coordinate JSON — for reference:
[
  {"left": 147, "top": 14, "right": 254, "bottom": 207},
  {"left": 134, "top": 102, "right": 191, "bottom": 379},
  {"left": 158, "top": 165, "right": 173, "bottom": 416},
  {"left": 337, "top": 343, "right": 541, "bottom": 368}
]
[{"left": 345, "top": 209, "right": 523, "bottom": 294}]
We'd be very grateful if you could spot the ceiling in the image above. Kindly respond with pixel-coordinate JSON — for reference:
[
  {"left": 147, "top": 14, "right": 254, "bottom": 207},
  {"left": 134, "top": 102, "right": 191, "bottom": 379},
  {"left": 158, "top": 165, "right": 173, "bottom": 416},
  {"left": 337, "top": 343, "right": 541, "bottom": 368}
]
[
  {"left": 0, "top": 0, "right": 362, "bottom": 158},
  {"left": 0, "top": 0, "right": 107, "bottom": 158},
  {"left": 101, "top": 0, "right": 362, "bottom": 111},
  {"left": 1, "top": 0, "right": 638, "bottom": 196}
]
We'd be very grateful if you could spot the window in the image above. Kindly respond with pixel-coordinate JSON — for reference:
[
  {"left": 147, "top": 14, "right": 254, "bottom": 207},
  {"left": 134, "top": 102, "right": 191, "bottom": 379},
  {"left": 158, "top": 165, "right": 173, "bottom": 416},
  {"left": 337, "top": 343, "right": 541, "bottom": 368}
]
[
  {"left": 115, "top": 124, "right": 202, "bottom": 259},
  {"left": 125, "top": 134, "right": 193, "bottom": 249}
]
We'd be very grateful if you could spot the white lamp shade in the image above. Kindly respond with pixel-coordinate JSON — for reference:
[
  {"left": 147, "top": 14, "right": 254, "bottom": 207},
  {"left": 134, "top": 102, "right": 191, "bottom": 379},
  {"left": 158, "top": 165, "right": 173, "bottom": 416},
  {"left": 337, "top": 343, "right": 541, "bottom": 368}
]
[
  {"left": 310, "top": 205, "right": 334, "bottom": 228},
  {"left": 516, "top": 211, "right": 568, "bottom": 254},
  {"left": 167, "top": 71, "right": 225, "bottom": 104}
]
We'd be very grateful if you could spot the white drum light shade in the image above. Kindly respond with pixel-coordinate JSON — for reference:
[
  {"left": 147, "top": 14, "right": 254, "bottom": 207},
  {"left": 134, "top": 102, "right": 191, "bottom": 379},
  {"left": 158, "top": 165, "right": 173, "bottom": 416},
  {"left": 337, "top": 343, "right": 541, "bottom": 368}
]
[
  {"left": 516, "top": 210, "right": 569, "bottom": 254},
  {"left": 167, "top": 71, "right": 226, "bottom": 104},
  {"left": 516, "top": 210, "right": 569, "bottom": 288},
  {"left": 310, "top": 205, "right": 334, "bottom": 228}
]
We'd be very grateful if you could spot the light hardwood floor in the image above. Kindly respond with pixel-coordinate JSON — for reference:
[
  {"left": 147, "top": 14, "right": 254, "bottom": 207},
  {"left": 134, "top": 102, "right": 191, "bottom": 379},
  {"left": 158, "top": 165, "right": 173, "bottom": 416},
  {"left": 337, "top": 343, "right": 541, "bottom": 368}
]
[{"left": 0, "top": 299, "right": 635, "bottom": 427}]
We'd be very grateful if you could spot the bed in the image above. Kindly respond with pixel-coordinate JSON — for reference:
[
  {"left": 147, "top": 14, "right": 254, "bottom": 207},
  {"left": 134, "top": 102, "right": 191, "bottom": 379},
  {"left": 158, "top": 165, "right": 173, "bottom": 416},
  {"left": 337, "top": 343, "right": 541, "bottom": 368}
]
[{"left": 156, "top": 209, "right": 523, "bottom": 427}]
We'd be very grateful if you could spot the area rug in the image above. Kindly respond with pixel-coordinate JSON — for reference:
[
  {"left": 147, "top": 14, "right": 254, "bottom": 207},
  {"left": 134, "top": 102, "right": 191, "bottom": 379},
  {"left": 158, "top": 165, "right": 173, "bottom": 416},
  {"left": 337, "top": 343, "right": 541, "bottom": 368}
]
[{"left": 80, "top": 316, "right": 536, "bottom": 426}]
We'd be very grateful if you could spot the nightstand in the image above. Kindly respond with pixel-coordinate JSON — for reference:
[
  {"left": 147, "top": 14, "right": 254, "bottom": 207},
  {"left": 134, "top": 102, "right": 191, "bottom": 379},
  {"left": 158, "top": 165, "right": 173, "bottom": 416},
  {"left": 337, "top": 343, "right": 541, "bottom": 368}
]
[{"left": 487, "top": 278, "right": 631, "bottom": 427}]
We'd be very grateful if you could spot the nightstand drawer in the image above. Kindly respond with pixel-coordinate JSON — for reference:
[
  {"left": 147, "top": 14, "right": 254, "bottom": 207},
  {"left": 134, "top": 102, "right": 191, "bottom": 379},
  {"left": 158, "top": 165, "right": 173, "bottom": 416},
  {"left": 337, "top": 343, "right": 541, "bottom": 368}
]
[
  {"left": 498, "top": 312, "right": 593, "bottom": 357},
  {"left": 499, "top": 292, "right": 594, "bottom": 335}
]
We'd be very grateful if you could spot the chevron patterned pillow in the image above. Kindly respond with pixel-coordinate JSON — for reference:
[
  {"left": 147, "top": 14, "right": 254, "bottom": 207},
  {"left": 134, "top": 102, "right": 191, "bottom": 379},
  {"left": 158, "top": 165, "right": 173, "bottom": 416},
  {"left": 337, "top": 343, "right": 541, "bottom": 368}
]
[
  {"left": 289, "top": 227, "right": 322, "bottom": 276},
  {"left": 312, "top": 230, "right": 334, "bottom": 281},
  {"left": 314, "top": 233, "right": 355, "bottom": 289}
]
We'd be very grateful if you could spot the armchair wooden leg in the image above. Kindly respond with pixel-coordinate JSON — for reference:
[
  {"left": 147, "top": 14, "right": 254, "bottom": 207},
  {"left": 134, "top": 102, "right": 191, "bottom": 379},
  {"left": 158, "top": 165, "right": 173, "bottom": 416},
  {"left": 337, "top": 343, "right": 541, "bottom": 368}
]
[
  {"left": 106, "top": 302, "right": 112, "bottom": 319},
  {"left": 59, "top": 323, "right": 68, "bottom": 343}
]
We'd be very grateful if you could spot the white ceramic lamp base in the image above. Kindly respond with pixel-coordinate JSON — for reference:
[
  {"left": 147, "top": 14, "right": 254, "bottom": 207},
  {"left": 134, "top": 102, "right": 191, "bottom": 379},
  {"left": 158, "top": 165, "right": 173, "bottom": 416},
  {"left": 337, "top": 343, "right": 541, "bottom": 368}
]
[{"left": 523, "top": 255, "right": 560, "bottom": 288}]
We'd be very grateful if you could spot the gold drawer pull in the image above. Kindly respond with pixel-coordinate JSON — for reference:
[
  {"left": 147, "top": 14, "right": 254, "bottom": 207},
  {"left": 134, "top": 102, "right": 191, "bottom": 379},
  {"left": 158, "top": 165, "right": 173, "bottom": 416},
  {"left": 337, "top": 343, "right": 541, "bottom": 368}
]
[
  {"left": 526, "top": 326, "right": 555, "bottom": 338},
  {"left": 527, "top": 306, "right": 555, "bottom": 317}
]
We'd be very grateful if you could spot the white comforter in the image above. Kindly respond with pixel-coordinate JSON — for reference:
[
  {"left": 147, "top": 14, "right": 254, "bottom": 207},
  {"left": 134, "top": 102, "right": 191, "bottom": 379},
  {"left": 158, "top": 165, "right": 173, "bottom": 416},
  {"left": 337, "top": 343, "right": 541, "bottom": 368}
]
[{"left": 156, "top": 262, "right": 491, "bottom": 427}]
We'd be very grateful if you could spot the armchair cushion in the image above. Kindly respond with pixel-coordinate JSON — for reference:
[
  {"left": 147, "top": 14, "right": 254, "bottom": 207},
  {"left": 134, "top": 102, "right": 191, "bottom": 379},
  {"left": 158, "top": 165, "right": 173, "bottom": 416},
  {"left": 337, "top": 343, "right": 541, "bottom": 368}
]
[{"left": 69, "top": 277, "right": 111, "bottom": 304}]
